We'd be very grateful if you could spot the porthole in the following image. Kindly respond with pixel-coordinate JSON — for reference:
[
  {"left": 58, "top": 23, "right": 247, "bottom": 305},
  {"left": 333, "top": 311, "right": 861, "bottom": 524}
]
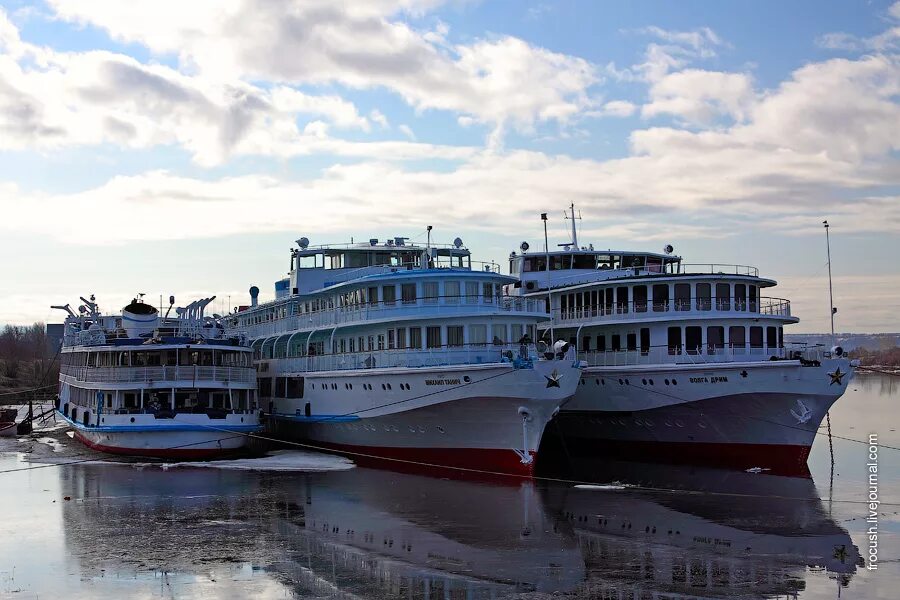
[
  {"left": 386, "top": 383, "right": 391, "bottom": 390},
  {"left": 664, "top": 379, "right": 670, "bottom": 385},
  {"left": 649, "top": 379, "right": 654, "bottom": 385},
  {"left": 601, "top": 379, "right": 606, "bottom": 385},
  {"left": 618, "top": 378, "right": 624, "bottom": 385},
  {"left": 595, "top": 378, "right": 600, "bottom": 385},
  {"left": 580, "top": 379, "right": 585, "bottom": 385},
  {"left": 101, "top": 418, "right": 105, "bottom": 423},
  {"left": 381, "top": 384, "right": 386, "bottom": 390},
  {"left": 130, "top": 417, "right": 135, "bottom": 423},
  {"left": 624, "top": 379, "right": 630, "bottom": 385},
  {"left": 672, "top": 379, "right": 678, "bottom": 385},
  {"left": 349, "top": 383, "right": 353, "bottom": 390},
  {"left": 641, "top": 378, "right": 647, "bottom": 386}
]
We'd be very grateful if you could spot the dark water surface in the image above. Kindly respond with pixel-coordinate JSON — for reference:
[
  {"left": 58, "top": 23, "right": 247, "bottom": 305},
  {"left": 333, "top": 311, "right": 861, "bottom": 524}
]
[{"left": 0, "top": 373, "right": 897, "bottom": 599}]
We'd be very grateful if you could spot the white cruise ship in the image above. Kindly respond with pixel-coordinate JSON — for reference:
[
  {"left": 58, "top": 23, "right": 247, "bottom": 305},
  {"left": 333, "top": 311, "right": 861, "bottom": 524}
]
[
  {"left": 54, "top": 294, "right": 260, "bottom": 458},
  {"left": 507, "top": 207, "right": 854, "bottom": 473},
  {"left": 225, "top": 233, "right": 583, "bottom": 476}
]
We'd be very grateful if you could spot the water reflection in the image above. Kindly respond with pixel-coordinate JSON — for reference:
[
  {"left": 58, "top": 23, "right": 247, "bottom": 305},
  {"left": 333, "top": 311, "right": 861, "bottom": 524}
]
[
  {"left": 55, "top": 458, "right": 861, "bottom": 599},
  {"left": 553, "top": 460, "right": 861, "bottom": 598}
]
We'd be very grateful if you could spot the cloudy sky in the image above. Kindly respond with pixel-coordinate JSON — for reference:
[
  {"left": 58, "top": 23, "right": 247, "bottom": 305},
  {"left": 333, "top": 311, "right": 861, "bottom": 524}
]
[{"left": 0, "top": 0, "right": 898, "bottom": 332}]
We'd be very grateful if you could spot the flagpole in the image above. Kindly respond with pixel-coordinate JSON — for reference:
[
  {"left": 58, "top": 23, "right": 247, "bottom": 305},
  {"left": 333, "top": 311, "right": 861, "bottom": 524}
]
[
  {"left": 542, "top": 212, "right": 554, "bottom": 343},
  {"left": 823, "top": 220, "right": 836, "bottom": 346}
]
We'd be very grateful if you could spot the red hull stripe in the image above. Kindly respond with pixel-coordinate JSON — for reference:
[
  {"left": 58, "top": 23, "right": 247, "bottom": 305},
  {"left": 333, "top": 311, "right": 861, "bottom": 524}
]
[
  {"left": 73, "top": 431, "right": 237, "bottom": 460},
  {"left": 310, "top": 440, "right": 537, "bottom": 478},
  {"left": 562, "top": 437, "right": 812, "bottom": 475}
]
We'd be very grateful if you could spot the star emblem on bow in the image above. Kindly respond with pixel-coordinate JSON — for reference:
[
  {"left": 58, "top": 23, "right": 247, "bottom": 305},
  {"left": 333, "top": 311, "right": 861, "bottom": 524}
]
[
  {"left": 545, "top": 369, "right": 562, "bottom": 388},
  {"left": 828, "top": 367, "right": 845, "bottom": 386}
]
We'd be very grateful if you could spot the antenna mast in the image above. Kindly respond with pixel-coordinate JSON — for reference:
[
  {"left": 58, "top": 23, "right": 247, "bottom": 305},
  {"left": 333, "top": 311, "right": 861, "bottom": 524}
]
[
  {"left": 542, "top": 213, "right": 554, "bottom": 343},
  {"left": 823, "top": 220, "right": 836, "bottom": 345},
  {"left": 564, "top": 202, "right": 581, "bottom": 249}
]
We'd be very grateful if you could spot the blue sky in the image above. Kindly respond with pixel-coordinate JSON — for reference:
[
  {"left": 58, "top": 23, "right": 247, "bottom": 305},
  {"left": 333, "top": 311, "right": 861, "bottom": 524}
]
[{"left": 0, "top": 0, "right": 898, "bottom": 332}]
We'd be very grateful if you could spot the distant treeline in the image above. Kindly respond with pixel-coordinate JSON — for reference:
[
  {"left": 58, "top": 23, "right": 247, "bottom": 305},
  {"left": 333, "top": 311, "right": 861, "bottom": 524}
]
[
  {"left": 849, "top": 346, "right": 900, "bottom": 367},
  {"left": 0, "top": 323, "right": 58, "bottom": 396}
]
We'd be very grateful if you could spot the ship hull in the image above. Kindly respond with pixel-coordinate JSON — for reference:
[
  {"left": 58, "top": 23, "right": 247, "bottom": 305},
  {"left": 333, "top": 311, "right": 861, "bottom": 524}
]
[
  {"left": 269, "top": 360, "right": 582, "bottom": 477},
  {"left": 57, "top": 410, "right": 260, "bottom": 459},
  {"left": 556, "top": 357, "right": 852, "bottom": 473}
]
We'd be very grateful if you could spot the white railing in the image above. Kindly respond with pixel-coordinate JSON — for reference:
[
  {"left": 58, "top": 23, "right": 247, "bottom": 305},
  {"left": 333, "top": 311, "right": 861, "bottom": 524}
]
[
  {"left": 261, "top": 343, "right": 566, "bottom": 374},
  {"left": 677, "top": 263, "right": 759, "bottom": 276},
  {"left": 553, "top": 296, "right": 791, "bottom": 324},
  {"left": 236, "top": 297, "right": 547, "bottom": 340},
  {"left": 580, "top": 346, "right": 783, "bottom": 367},
  {"left": 61, "top": 364, "right": 256, "bottom": 385}
]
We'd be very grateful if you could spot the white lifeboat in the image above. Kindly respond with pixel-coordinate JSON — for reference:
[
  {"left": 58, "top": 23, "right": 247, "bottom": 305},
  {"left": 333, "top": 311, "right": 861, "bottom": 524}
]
[{"left": 122, "top": 298, "right": 159, "bottom": 338}]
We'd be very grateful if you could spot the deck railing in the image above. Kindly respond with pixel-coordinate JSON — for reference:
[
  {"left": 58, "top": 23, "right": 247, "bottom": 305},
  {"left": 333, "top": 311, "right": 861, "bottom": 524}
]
[
  {"left": 235, "top": 296, "right": 547, "bottom": 340},
  {"left": 60, "top": 364, "right": 256, "bottom": 385},
  {"left": 553, "top": 296, "right": 791, "bottom": 324},
  {"left": 578, "top": 342, "right": 828, "bottom": 368}
]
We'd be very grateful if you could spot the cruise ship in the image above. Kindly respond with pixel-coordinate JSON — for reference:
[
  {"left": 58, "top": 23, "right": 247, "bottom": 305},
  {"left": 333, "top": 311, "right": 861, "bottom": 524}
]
[
  {"left": 54, "top": 294, "right": 260, "bottom": 458},
  {"left": 225, "top": 233, "right": 583, "bottom": 476},
  {"left": 508, "top": 207, "right": 854, "bottom": 472}
]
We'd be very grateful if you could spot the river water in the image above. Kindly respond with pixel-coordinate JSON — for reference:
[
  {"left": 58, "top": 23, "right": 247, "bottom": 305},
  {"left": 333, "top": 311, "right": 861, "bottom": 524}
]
[{"left": 0, "top": 372, "right": 897, "bottom": 599}]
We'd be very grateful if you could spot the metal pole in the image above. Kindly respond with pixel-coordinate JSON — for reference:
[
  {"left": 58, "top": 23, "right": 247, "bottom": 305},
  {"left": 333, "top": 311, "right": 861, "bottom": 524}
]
[
  {"left": 542, "top": 213, "right": 554, "bottom": 343},
  {"left": 824, "top": 220, "right": 836, "bottom": 346}
]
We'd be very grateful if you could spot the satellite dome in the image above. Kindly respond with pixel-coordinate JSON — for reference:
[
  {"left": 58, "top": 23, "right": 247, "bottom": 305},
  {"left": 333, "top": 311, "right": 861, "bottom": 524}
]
[
  {"left": 296, "top": 237, "right": 310, "bottom": 249},
  {"left": 520, "top": 241, "right": 530, "bottom": 253},
  {"left": 453, "top": 237, "right": 463, "bottom": 248}
]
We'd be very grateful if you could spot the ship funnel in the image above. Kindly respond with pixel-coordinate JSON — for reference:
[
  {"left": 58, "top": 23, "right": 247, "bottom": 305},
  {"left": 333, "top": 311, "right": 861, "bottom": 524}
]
[
  {"left": 122, "top": 298, "right": 159, "bottom": 338},
  {"left": 249, "top": 286, "right": 260, "bottom": 308}
]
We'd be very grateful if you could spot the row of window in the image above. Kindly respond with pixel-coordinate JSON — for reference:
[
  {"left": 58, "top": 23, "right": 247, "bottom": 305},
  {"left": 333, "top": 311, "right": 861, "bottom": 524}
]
[
  {"left": 264, "top": 323, "right": 537, "bottom": 358},
  {"left": 558, "top": 282, "right": 762, "bottom": 314},
  {"left": 574, "top": 325, "right": 783, "bottom": 353},
  {"left": 60, "top": 349, "right": 252, "bottom": 368},
  {"left": 259, "top": 377, "right": 413, "bottom": 399},
  {"left": 236, "top": 280, "right": 505, "bottom": 327}
]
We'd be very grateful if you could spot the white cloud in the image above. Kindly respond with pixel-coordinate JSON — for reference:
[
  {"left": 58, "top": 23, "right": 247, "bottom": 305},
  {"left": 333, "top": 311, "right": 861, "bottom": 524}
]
[
  {"left": 891, "top": 1, "right": 900, "bottom": 20},
  {"left": 642, "top": 69, "right": 755, "bottom": 125},
  {"left": 626, "top": 26, "right": 726, "bottom": 82},
  {"left": 46, "top": 0, "right": 599, "bottom": 131},
  {"left": 586, "top": 100, "right": 637, "bottom": 118},
  {"left": 369, "top": 109, "right": 390, "bottom": 128},
  {"left": 398, "top": 124, "right": 416, "bottom": 140},
  {"left": 817, "top": 1, "right": 900, "bottom": 52}
]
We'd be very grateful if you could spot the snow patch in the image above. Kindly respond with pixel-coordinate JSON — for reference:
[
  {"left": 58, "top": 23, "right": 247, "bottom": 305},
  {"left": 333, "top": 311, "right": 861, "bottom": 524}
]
[
  {"left": 574, "top": 483, "right": 629, "bottom": 491},
  {"left": 143, "top": 450, "right": 355, "bottom": 472},
  {"left": 35, "top": 437, "right": 65, "bottom": 452}
]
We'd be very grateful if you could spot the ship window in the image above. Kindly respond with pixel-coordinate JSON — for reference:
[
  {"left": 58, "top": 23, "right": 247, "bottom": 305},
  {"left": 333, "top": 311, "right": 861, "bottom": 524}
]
[
  {"left": 447, "top": 326, "right": 464, "bottom": 347},
  {"left": 633, "top": 286, "right": 648, "bottom": 313},
  {"left": 685, "top": 326, "right": 702, "bottom": 354},
  {"left": 749, "top": 285, "right": 758, "bottom": 312},
  {"left": 707, "top": 326, "right": 724, "bottom": 352},
  {"left": 674, "top": 283, "right": 691, "bottom": 311},
  {"left": 611, "top": 334, "right": 622, "bottom": 351},
  {"left": 368, "top": 286, "right": 378, "bottom": 305},
  {"left": 668, "top": 327, "right": 682, "bottom": 355},
  {"left": 652, "top": 284, "right": 669, "bottom": 312},
  {"left": 696, "top": 283, "right": 711, "bottom": 311},
  {"left": 626, "top": 333, "right": 637, "bottom": 351},
  {"left": 426, "top": 326, "right": 442, "bottom": 348},
  {"left": 550, "top": 254, "right": 569, "bottom": 270},
  {"left": 572, "top": 254, "right": 595, "bottom": 269},
  {"left": 582, "top": 336, "right": 591, "bottom": 351},
  {"left": 423, "top": 282, "right": 439, "bottom": 304},
  {"left": 597, "top": 254, "right": 619, "bottom": 270},
  {"left": 259, "top": 378, "right": 273, "bottom": 397},
  {"left": 716, "top": 283, "right": 731, "bottom": 311},
  {"left": 491, "top": 324, "right": 506, "bottom": 345},
  {"left": 640, "top": 328, "right": 650, "bottom": 354},
  {"left": 616, "top": 287, "right": 628, "bottom": 313},
  {"left": 729, "top": 326, "right": 746, "bottom": 348},
  {"left": 778, "top": 327, "right": 784, "bottom": 348},
  {"left": 750, "top": 326, "right": 763, "bottom": 348},
  {"left": 388, "top": 330, "right": 395, "bottom": 350},
  {"left": 465, "top": 282, "right": 479, "bottom": 303},
  {"left": 382, "top": 285, "right": 396, "bottom": 306},
  {"left": 483, "top": 282, "right": 494, "bottom": 303},
  {"left": 445, "top": 281, "right": 460, "bottom": 303},
  {"left": 367, "top": 335, "right": 375, "bottom": 351},
  {"left": 401, "top": 283, "right": 417, "bottom": 304},
  {"left": 469, "top": 324, "right": 487, "bottom": 346},
  {"left": 597, "top": 335, "right": 606, "bottom": 352},
  {"left": 410, "top": 328, "right": 422, "bottom": 349},
  {"left": 349, "top": 338, "right": 355, "bottom": 353},
  {"left": 275, "top": 377, "right": 287, "bottom": 398},
  {"left": 603, "top": 288, "right": 614, "bottom": 313},
  {"left": 734, "top": 284, "right": 747, "bottom": 311},
  {"left": 397, "top": 328, "right": 407, "bottom": 349},
  {"left": 511, "top": 324, "right": 524, "bottom": 342},
  {"left": 377, "top": 334, "right": 385, "bottom": 350},
  {"left": 767, "top": 326, "right": 777, "bottom": 349}
]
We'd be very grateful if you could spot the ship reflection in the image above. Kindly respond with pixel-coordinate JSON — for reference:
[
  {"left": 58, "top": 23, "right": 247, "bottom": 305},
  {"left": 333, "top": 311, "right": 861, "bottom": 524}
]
[
  {"left": 57, "top": 459, "right": 860, "bottom": 599},
  {"left": 550, "top": 459, "right": 862, "bottom": 599}
]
